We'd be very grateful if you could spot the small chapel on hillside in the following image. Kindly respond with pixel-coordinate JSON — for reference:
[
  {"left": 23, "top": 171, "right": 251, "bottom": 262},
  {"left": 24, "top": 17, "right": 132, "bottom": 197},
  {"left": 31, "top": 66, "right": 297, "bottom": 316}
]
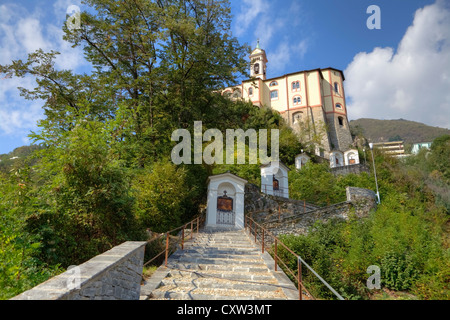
[{"left": 222, "top": 40, "right": 359, "bottom": 169}]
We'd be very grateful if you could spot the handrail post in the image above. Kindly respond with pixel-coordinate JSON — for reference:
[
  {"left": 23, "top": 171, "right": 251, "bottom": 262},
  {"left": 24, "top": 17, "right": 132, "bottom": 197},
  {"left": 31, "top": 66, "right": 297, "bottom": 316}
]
[
  {"left": 190, "top": 221, "right": 193, "bottom": 240},
  {"left": 181, "top": 226, "right": 185, "bottom": 250},
  {"left": 274, "top": 238, "right": 278, "bottom": 272},
  {"left": 165, "top": 232, "right": 169, "bottom": 267},
  {"left": 278, "top": 205, "right": 281, "bottom": 221},
  {"left": 196, "top": 217, "right": 199, "bottom": 234},
  {"left": 298, "top": 257, "right": 303, "bottom": 300},
  {"left": 262, "top": 229, "right": 265, "bottom": 254}
]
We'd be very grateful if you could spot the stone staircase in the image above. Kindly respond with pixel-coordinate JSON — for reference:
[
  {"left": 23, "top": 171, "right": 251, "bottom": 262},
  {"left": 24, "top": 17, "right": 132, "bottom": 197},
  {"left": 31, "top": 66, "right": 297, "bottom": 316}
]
[{"left": 140, "top": 227, "right": 299, "bottom": 300}]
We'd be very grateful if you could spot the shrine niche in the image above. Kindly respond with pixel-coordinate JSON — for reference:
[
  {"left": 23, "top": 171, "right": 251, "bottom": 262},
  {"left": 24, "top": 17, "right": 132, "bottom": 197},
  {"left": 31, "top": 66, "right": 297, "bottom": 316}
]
[
  {"left": 217, "top": 191, "right": 233, "bottom": 212},
  {"left": 330, "top": 151, "right": 344, "bottom": 168},
  {"left": 295, "top": 153, "right": 310, "bottom": 170},
  {"left": 344, "top": 149, "right": 360, "bottom": 166},
  {"left": 206, "top": 173, "right": 247, "bottom": 229},
  {"left": 260, "top": 161, "right": 290, "bottom": 199},
  {"left": 216, "top": 191, "right": 235, "bottom": 226},
  {"left": 272, "top": 176, "right": 280, "bottom": 191}
]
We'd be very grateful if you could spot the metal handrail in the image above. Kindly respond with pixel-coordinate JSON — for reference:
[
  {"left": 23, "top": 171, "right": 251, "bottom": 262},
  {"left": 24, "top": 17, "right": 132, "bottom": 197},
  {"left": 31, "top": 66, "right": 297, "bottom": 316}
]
[
  {"left": 143, "top": 213, "right": 206, "bottom": 268},
  {"left": 245, "top": 215, "right": 345, "bottom": 300}
]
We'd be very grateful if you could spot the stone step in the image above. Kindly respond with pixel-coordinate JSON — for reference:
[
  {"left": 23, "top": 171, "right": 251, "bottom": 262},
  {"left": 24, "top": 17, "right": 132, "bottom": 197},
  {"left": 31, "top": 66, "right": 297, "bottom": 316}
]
[
  {"left": 170, "top": 252, "right": 261, "bottom": 261},
  {"left": 159, "top": 278, "right": 283, "bottom": 292},
  {"left": 166, "top": 263, "right": 270, "bottom": 274},
  {"left": 150, "top": 290, "right": 287, "bottom": 301},
  {"left": 144, "top": 228, "right": 299, "bottom": 301},
  {"left": 180, "top": 247, "right": 261, "bottom": 255},
  {"left": 169, "top": 256, "right": 265, "bottom": 266},
  {"left": 189, "top": 242, "right": 256, "bottom": 249},
  {"left": 168, "top": 270, "right": 276, "bottom": 282}
]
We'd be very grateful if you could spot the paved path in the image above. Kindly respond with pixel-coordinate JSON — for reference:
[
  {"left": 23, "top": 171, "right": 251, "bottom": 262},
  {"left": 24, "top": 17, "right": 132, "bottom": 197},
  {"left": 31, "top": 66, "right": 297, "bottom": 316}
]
[{"left": 140, "top": 227, "right": 300, "bottom": 300}]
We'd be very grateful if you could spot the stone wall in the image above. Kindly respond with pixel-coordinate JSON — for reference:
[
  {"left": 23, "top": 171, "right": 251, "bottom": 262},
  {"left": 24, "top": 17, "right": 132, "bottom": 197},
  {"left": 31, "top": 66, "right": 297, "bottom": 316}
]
[
  {"left": 11, "top": 241, "right": 146, "bottom": 300},
  {"left": 263, "top": 202, "right": 351, "bottom": 239},
  {"left": 244, "top": 183, "right": 319, "bottom": 221},
  {"left": 330, "top": 163, "right": 370, "bottom": 176},
  {"left": 247, "top": 185, "right": 377, "bottom": 239}
]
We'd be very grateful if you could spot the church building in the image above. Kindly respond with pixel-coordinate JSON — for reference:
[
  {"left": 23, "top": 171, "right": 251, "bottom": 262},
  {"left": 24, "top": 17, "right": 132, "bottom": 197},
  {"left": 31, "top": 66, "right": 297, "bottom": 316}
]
[{"left": 222, "top": 41, "right": 355, "bottom": 160}]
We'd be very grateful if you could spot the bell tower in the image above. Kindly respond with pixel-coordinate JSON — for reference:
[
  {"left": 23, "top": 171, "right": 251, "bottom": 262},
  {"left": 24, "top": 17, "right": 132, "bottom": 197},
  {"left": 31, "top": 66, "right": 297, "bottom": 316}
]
[{"left": 249, "top": 40, "right": 268, "bottom": 80}]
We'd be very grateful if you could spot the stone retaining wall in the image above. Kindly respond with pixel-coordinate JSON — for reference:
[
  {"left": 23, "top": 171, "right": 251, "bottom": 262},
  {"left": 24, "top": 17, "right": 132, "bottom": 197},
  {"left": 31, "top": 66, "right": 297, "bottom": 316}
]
[
  {"left": 249, "top": 186, "right": 377, "bottom": 239},
  {"left": 11, "top": 241, "right": 146, "bottom": 300},
  {"left": 330, "top": 163, "right": 370, "bottom": 176}
]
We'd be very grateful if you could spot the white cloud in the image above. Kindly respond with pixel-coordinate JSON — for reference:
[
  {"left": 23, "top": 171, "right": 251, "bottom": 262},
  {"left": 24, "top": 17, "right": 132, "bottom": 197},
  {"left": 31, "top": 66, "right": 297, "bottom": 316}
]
[
  {"left": 345, "top": 0, "right": 450, "bottom": 130},
  {"left": 233, "top": 0, "right": 309, "bottom": 76},
  {"left": 234, "top": 0, "right": 270, "bottom": 37},
  {"left": 0, "top": 1, "right": 87, "bottom": 149}
]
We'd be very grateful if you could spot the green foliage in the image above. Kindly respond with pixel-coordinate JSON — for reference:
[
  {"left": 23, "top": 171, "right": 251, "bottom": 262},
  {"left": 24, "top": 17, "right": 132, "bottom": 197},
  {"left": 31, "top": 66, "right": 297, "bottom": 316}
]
[
  {"left": 26, "top": 120, "right": 145, "bottom": 267},
  {"left": 132, "top": 160, "right": 198, "bottom": 233},
  {"left": 0, "top": 167, "right": 62, "bottom": 299},
  {"left": 281, "top": 146, "right": 449, "bottom": 300}
]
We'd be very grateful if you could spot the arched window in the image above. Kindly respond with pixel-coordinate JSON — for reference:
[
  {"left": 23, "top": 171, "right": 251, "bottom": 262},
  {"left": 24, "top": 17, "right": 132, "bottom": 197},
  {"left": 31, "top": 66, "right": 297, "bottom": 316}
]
[
  {"left": 270, "top": 90, "right": 278, "bottom": 100},
  {"left": 269, "top": 81, "right": 278, "bottom": 87},
  {"left": 335, "top": 103, "right": 342, "bottom": 110},
  {"left": 254, "top": 63, "right": 260, "bottom": 74},
  {"left": 292, "top": 81, "right": 300, "bottom": 92},
  {"left": 293, "top": 96, "right": 301, "bottom": 105},
  {"left": 232, "top": 89, "right": 242, "bottom": 99},
  {"left": 293, "top": 111, "right": 303, "bottom": 124},
  {"left": 338, "top": 116, "right": 344, "bottom": 126}
]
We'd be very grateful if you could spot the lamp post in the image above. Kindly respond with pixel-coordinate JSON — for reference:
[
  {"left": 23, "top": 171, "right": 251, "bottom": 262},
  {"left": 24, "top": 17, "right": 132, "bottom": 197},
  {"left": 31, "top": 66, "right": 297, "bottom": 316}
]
[
  {"left": 369, "top": 143, "right": 381, "bottom": 204},
  {"left": 363, "top": 147, "right": 367, "bottom": 164}
]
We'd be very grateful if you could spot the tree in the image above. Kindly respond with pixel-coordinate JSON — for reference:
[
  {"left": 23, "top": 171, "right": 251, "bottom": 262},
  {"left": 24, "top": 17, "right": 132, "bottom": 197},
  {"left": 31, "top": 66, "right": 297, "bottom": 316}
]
[
  {"left": 1, "top": 0, "right": 250, "bottom": 167},
  {"left": 132, "top": 160, "right": 196, "bottom": 233}
]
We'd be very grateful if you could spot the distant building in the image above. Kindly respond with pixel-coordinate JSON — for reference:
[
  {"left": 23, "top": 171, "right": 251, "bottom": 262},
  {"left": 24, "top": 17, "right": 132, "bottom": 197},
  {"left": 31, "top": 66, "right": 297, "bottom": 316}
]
[
  {"left": 10, "top": 156, "right": 19, "bottom": 160},
  {"left": 411, "top": 142, "right": 432, "bottom": 155},
  {"left": 223, "top": 40, "right": 354, "bottom": 158},
  {"left": 372, "top": 141, "right": 406, "bottom": 158}
]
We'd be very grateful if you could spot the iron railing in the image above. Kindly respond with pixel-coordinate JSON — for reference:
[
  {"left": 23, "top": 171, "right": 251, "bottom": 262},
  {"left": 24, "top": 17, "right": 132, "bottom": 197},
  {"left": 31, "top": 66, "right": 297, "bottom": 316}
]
[
  {"left": 261, "top": 184, "right": 289, "bottom": 198},
  {"left": 245, "top": 215, "right": 345, "bottom": 301},
  {"left": 143, "top": 213, "right": 206, "bottom": 268}
]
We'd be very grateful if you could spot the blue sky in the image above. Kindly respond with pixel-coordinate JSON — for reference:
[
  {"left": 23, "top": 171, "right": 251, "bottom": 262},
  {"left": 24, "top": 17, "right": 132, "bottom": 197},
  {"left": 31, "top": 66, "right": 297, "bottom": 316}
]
[{"left": 1, "top": 0, "right": 449, "bottom": 154}]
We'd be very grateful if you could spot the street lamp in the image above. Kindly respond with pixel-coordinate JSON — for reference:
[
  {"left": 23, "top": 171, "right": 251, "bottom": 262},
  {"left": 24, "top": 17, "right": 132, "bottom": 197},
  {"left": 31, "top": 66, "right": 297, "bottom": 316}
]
[{"left": 369, "top": 143, "right": 381, "bottom": 204}]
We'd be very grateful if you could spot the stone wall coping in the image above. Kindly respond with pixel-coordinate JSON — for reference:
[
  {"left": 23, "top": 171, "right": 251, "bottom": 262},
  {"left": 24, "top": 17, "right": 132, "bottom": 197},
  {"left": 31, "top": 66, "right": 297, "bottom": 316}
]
[{"left": 11, "top": 241, "right": 147, "bottom": 300}]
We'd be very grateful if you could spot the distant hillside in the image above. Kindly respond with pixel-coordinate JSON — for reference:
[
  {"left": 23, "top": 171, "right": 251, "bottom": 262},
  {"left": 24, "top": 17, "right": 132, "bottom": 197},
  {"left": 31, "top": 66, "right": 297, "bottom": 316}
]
[
  {"left": 349, "top": 118, "right": 450, "bottom": 144},
  {"left": 0, "top": 145, "right": 43, "bottom": 173}
]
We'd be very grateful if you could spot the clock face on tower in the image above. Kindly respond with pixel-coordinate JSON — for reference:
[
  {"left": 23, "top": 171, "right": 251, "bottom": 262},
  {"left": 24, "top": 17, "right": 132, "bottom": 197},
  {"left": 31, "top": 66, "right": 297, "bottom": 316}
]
[{"left": 254, "top": 63, "right": 260, "bottom": 74}]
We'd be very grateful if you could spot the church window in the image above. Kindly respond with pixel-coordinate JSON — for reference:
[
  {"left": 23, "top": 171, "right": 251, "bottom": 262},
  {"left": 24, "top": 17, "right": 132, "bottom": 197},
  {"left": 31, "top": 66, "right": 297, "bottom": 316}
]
[
  {"left": 292, "top": 81, "right": 300, "bottom": 91},
  {"left": 293, "top": 96, "right": 301, "bottom": 105},
  {"left": 249, "top": 87, "right": 254, "bottom": 96},
  {"left": 336, "top": 103, "right": 342, "bottom": 110},
  {"left": 269, "top": 81, "right": 278, "bottom": 87},
  {"left": 334, "top": 82, "right": 340, "bottom": 94},
  {"left": 338, "top": 116, "right": 344, "bottom": 126},
  {"left": 270, "top": 90, "right": 278, "bottom": 100},
  {"left": 254, "top": 63, "right": 260, "bottom": 74}
]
